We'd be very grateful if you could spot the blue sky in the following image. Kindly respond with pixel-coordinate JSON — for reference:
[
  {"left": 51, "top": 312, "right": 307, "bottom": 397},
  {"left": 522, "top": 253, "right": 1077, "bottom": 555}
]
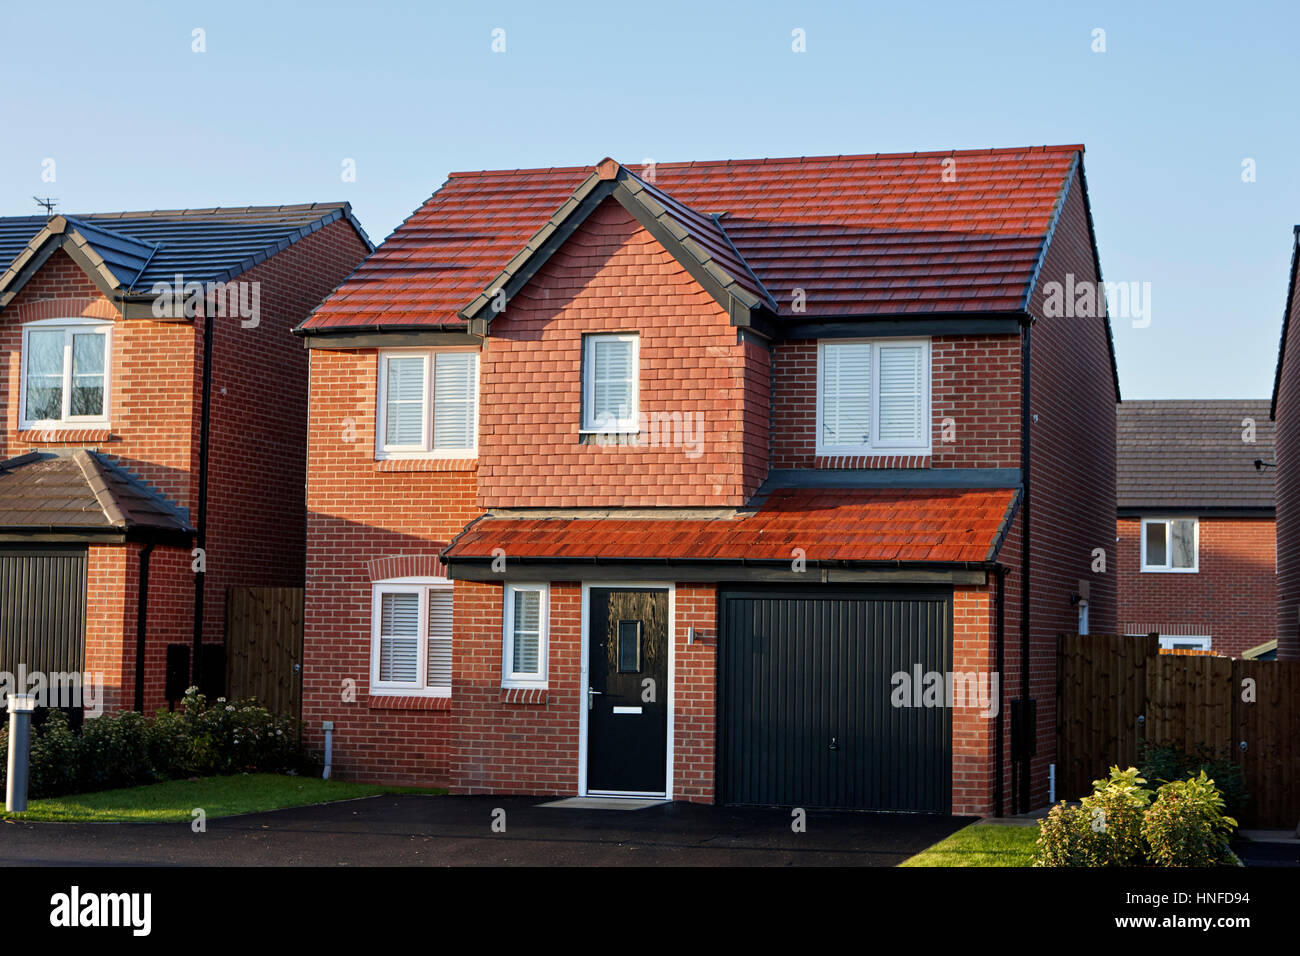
[{"left": 1, "top": 0, "right": 1294, "bottom": 400}]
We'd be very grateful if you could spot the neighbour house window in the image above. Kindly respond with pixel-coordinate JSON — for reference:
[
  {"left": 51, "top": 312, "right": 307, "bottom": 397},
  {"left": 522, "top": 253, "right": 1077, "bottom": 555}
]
[
  {"left": 376, "top": 350, "right": 478, "bottom": 458},
  {"left": 503, "top": 584, "right": 549, "bottom": 688},
  {"left": 1157, "top": 635, "right": 1212, "bottom": 652},
  {"left": 816, "top": 339, "right": 929, "bottom": 455},
  {"left": 370, "top": 580, "right": 453, "bottom": 697},
  {"left": 20, "top": 319, "right": 112, "bottom": 428},
  {"left": 582, "top": 333, "right": 639, "bottom": 433},
  {"left": 1140, "top": 517, "right": 1198, "bottom": 572}
]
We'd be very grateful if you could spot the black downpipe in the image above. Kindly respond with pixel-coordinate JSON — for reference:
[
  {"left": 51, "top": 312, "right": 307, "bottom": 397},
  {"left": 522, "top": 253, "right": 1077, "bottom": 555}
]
[
  {"left": 191, "top": 306, "right": 215, "bottom": 691},
  {"left": 994, "top": 562, "right": 1005, "bottom": 817},
  {"left": 133, "top": 543, "right": 155, "bottom": 712},
  {"left": 1019, "top": 321, "right": 1033, "bottom": 813}
]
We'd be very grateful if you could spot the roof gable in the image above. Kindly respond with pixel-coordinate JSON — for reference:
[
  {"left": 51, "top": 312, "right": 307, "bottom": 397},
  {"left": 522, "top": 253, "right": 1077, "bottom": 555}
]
[
  {"left": 456, "top": 160, "right": 778, "bottom": 335},
  {"left": 302, "top": 144, "right": 1086, "bottom": 334},
  {"left": 0, "top": 203, "right": 371, "bottom": 315}
]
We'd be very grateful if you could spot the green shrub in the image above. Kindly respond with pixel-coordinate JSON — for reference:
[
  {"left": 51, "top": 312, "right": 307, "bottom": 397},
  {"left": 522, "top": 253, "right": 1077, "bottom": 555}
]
[
  {"left": 1034, "top": 767, "right": 1151, "bottom": 866},
  {"left": 1139, "top": 744, "right": 1248, "bottom": 818},
  {"left": 1141, "top": 770, "right": 1241, "bottom": 867},
  {"left": 0, "top": 688, "right": 301, "bottom": 800},
  {"left": 1034, "top": 765, "right": 1241, "bottom": 867}
]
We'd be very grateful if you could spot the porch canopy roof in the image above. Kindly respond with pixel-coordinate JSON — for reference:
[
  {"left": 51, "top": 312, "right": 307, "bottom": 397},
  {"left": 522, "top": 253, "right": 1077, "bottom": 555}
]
[
  {"left": 441, "top": 487, "right": 1020, "bottom": 584},
  {"left": 0, "top": 450, "right": 193, "bottom": 545}
]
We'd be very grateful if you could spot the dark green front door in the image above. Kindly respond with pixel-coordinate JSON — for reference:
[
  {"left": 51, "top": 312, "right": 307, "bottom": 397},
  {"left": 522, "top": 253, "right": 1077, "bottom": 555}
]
[{"left": 586, "top": 587, "right": 668, "bottom": 794}]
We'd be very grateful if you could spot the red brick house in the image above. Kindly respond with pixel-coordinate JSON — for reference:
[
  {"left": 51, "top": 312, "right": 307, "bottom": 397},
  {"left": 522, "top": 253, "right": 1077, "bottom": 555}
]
[
  {"left": 0, "top": 204, "right": 371, "bottom": 714},
  {"left": 1116, "top": 400, "right": 1276, "bottom": 659},
  {"left": 297, "top": 146, "right": 1119, "bottom": 815},
  {"left": 1272, "top": 225, "right": 1300, "bottom": 661}
]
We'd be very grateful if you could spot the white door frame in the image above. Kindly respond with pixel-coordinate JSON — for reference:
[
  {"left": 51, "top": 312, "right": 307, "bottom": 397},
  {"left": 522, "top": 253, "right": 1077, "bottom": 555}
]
[{"left": 577, "top": 581, "right": 675, "bottom": 800}]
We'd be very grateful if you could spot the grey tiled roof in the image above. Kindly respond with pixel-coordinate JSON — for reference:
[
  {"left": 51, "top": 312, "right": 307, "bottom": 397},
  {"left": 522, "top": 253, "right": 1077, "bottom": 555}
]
[
  {"left": 0, "top": 451, "right": 193, "bottom": 538},
  {"left": 1117, "top": 400, "right": 1274, "bottom": 511},
  {"left": 0, "top": 203, "right": 370, "bottom": 294}
]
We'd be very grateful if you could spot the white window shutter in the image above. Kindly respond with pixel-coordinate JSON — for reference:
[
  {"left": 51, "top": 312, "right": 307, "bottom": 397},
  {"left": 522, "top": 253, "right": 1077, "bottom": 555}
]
[
  {"left": 822, "top": 342, "right": 871, "bottom": 448},
  {"left": 432, "top": 352, "right": 476, "bottom": 450},
  {"left": 379, "top": 592, "right": 420, "bottom": 682},
  {"left": 589, "top": 337, "right": 634, "bottom": 428},
  {"left": 427, "top": 588, "right": 453, "bottom": 691},
  {"left": 512, "top": 589, "right": 541, "bottom": 674},
  {"left": 877, "top": 345, "right": 925, "bottom": 443},
  {"left": 385, "top": 356, "right": 426, "bottom": 447}
]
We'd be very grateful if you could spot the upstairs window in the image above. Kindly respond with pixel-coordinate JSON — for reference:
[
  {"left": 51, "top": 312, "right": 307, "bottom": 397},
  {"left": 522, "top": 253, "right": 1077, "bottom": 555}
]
[
  {"left": 1141, "top": 517, "right": 1198, "bottom": 572},
  {"left": 816, "top": 339, "right": 929, "bottom": 455},
  {"left": 582, "top": 333, "right": 639, "bottom": 433},
  {"left": 370, "top": 579, "right": 453, "bottom": 697},
  {"left": 20, "top": 320, "right": 112, "bottom": 428},
  {"left": 376, "top": 350, "right": 478, "bottom": 458}
]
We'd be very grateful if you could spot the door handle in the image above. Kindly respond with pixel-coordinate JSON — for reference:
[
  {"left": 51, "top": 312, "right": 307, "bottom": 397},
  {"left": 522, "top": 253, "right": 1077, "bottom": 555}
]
[{"left": 587, "top": 687, "right": 603, "bottom": 711}]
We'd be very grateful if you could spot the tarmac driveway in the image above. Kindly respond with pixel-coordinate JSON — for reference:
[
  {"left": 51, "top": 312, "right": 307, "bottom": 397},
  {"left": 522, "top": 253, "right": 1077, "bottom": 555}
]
[{"left": 0, "top": 795, "right": 974, "bottom": 867}]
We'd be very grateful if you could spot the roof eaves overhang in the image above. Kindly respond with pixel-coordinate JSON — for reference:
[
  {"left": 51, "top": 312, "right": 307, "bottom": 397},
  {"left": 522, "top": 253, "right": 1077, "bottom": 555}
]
[{"left": 439, "top": 554, "right": 997, "bottom": 586}]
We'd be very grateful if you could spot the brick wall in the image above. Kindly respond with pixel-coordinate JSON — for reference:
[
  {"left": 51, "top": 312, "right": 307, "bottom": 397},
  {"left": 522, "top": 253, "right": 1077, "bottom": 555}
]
[
  {"left": 1022, "top": 169, "right": 1120, "bottom": 807},
  {"left": 1275, "top": 254, "right": 1300, "bottom": 661},
  {"left": 770, "top": 334, "right": 1021, "bottom": 470},
  {"left": 478, "top": 198, "right": 760, "bottom": 507},
  {"left": 1117, "top": 515, "right": 1275, "bottom": 657},
  {"left": 300, "top": 344, "right": 479, "bottom": 784}
]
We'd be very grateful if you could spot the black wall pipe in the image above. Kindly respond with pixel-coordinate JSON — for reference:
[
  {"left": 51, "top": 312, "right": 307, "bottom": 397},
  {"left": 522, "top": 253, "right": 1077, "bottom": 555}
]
[
  {"left": 994, "top": 562, "right": 1006, "bottom": 817},
  {"left": 132, "top": 543, "right": 155, "bottom": 712},
  {"left": 191, "top": 306, "right": 215, "bottom": 691},
  {"left": 1019, "top": 321, "right": 1033, "bottom": 813}
]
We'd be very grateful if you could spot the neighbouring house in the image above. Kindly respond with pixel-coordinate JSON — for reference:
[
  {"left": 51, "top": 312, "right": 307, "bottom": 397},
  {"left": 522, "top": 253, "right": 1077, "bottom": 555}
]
[
  {"left": 1272, "top": 224, "right": 1300, "bottom": 662},
  {"left": 296, "top": 145, "right": 1119, "bottom": 815},
  {"left": 1115, "top": 400, "right": 1276, "bottom": 659},
  {"left": 0, "top": 204, "right": 371, "bottom": 715}
]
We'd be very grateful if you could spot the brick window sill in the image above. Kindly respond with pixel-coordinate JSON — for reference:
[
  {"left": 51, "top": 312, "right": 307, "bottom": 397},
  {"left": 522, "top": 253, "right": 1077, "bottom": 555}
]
[
  {"left": 500, "top": 687, "right": 548, "bottom": 705},
  {"left": 19, "top": 428, "right": 115, "bottom": 444},
  {"left": 375, "top": 457, "right": 477, "bottom": 473},
  {"left": 368, "top": 695, "right": 452, "bottom": 711},
  {"left": 814, "top": 454, "right": 931, "bottom": 470}
]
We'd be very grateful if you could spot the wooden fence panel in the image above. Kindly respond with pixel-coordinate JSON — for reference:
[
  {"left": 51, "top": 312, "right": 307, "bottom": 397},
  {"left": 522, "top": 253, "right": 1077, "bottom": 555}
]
[
  {"left": 225, "top": 587, "right": 304, "bottom": 718},
  {"left": 1058, "top": 634, "right": 1300, "bottom": 827}
]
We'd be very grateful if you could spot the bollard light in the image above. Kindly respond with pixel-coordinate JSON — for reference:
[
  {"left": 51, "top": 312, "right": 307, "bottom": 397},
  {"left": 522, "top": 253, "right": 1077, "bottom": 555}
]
[{"left": 6, "top": 694, "right": 37, "bottom": 813}]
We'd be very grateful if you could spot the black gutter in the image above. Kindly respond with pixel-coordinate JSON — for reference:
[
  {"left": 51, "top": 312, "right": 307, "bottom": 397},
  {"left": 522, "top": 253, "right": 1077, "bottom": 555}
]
[
  {"left": 1019, "top": 319, "right": 1033, "bottom": 814},
  {"left": 994, "top": 563, "right": 1006, "bottom": 817},
  {"left": 441, "top": 555, "right": 1004, "bottom": 573},
  {"left": 133, "top": 543, "right": 154, "bottom": 712},
  {"left": 191, "top": 304, "right": 214, "bottom": 691}
]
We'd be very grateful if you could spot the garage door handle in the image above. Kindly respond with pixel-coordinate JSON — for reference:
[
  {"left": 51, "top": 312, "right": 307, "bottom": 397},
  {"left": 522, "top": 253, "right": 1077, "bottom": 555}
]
[{"left": 829, "top": 736, "right": 839, "bottom": 752}]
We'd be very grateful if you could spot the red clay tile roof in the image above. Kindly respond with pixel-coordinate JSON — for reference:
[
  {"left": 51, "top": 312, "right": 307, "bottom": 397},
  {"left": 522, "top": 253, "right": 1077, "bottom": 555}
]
[
  {"left": 302, "top": 145, "right": 1081, "bottom": 330},
  {"left": 441, "top": 487, "right": 1019, "bottom": 566}
]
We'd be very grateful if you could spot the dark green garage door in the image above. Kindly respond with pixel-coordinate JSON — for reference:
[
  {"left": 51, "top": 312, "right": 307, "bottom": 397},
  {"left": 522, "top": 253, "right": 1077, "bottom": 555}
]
[
  {"left": 0, "top": 546, "right": 88, "bottom": 681},
  {"left": 718, "top": 588, "right": 952, "bottom": 812}
]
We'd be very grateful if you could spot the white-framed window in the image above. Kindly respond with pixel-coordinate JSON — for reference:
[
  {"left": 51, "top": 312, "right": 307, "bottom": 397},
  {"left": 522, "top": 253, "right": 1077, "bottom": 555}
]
[
  {"left": 1077, "top": 601, "right": 1090, "bottom": 635},
  {"left": 503, "top": 583, "right": 549, "bottom": 688},
  {"left": 815, "top": 338, "right": 930, "bottom": 455},
  {"left": 19, "top": 318, "right": 112, "bottom": 428},
  {"left": 1157, "top": 635, "right": 1212, "bottom": 652},
  {"left": 375, "top": 349, "right": 478, "bottom": 459},
  {"left": 1140, "top": 517, "right": 1198, "bottom": 572},
  {"left": 369, "top": 578, "right": 453, "bottom": 697},
  {"left": 581, "top": 333, "right": 639, "bottom": 433}
]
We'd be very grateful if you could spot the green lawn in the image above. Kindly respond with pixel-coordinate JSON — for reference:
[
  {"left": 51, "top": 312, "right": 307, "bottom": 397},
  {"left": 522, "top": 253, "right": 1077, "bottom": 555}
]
[
  {"left": 1, "top": 773, "right": 443, "bottom": 823},
  {"left": 900, "top": 822, "right": 1039, "bottom": 867}
]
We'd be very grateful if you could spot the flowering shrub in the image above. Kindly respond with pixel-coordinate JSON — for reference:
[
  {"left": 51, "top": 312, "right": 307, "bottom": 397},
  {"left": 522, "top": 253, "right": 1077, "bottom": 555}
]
[{"left": 0, "top": 688, "right": 301, "bottom": 799}]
